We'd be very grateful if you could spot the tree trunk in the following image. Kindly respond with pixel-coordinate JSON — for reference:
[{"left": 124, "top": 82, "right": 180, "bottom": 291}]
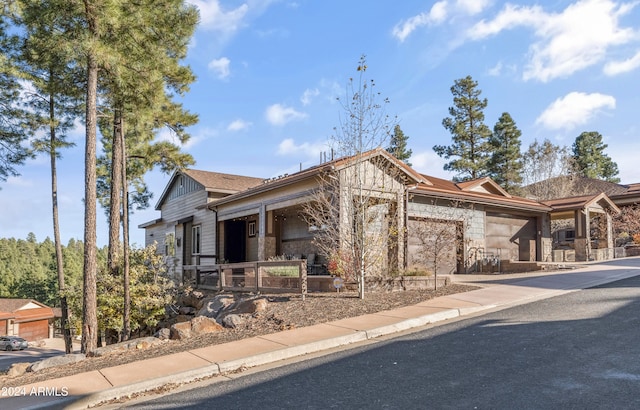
[
  {"left": 49, "top": 92, "right": 73, "bottom": 354},
  {"left": 120, "top": 117, "right": 131, "bottom": 341},
  {"left": 81, "top": 33, "right": 99, "bottom": 354},
  {"left": 107, "top": 109, "right": 123, "bottom": 275}
]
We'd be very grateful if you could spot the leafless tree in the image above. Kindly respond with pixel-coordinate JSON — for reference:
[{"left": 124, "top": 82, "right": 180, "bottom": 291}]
[{"left": 302, "top": 56, "right": 398, "bottom": 299}]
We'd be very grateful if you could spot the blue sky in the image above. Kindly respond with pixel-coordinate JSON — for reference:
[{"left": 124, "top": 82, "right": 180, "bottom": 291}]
[{"left": 2, "top": 0, "right": 640, "bottom": 247}]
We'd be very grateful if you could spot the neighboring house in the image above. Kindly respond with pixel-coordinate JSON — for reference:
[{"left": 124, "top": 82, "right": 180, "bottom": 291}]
[
  {"left": 523, "top": 176, "right": 640, "bottom": 257},
  {"left": 0, "top": 299, "right": 56, "bottom": 341},
  {"left": 141, "top": 149, "right": 574, "bottom": 278}
]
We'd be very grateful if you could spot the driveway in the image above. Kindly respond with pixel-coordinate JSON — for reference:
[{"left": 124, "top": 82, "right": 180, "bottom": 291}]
[{"left": 0, "top": 338, "right": 79, "bottom": 372}]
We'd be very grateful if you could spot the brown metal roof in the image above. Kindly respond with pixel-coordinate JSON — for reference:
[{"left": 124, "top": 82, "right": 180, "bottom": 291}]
[
  {"left": 542, "top": 192, "right": 621, "bottom": 214},
  {"left": 182, "top": 169, "right": 264, "bottom": 192},
  {"left": 413, "top": 175, "right": 551, "bottom": 212}
]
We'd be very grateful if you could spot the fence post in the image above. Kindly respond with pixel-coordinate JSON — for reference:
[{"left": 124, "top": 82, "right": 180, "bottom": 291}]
[
  {"left": 300, "top": 260, "right": 307, "bottom": 301},
  {"left": 254, "top": 262, "right": 259, "bottom": 293}
]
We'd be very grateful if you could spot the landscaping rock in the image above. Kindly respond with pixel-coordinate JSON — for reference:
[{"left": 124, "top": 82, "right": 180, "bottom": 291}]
[
  {"left": 29, "top": 354, "right": 86, "bottom": 372},
  {"left": 179, "top": 306, "right": 196, "bottom": 315},
  {"left": 218, "top": 296, "right": 268, "bottom": 322},
  {"left": 175, "top": 314, "right": 192, "bottom": 323},
  {"left": 154, "top": 328, "right": 171, "bottom": 340},
  {"left": 170, "top": 321, "right": 192, "bottom": 340},
  {"left": 92, "top": 337, "right": 163, "bottom": 357},
  {"left": 7, "top": 362, "right": 30, "bottom": 378},
  {"left": 191, "top": 316, "right": 224, "bottom": 334},
  {"left": 197, "top": 294, "right": 235, "bottom": 318},
  {"left": 222, "top": 314, "right": 247, "bottom": 329}
]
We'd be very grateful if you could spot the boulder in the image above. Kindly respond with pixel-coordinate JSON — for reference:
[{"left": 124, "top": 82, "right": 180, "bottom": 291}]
[
  {"left": 178, "top": 306, "right": 196, "bottom": 315},
  {"left": 170, "top": 316, "right": 224, "bottom": 340},
  {"left": 93, "top": 337, "right": 163, "bottom": 357},
  {"left": 29, "top": 353, "right": 86, "bottom": 372},
  {"left": 191, "top": 316, "right": 224, "bottom": 334},
  {"left": 222, "top": 314, "right": 247, "bottom": 329},
  {"left": 7, "top": 362, "right": 30, "bottom": 378},
  {"left": 177, "top": 290, "right": 206, "bottom": 309},
  {"left": 154, "top": 328, "right": 171, "bottom": 340},
  {"left": 170, "top": 321, "right": 192, "bottom": 340},
  {"left": 197, "top": 294, "right": 235, "bottom": 318},
  {"left": 175, "top": 314, "right": 192, "bottom": 323},
  {"left": 218, "top": 296, "right": 268, "bottom": 322}
]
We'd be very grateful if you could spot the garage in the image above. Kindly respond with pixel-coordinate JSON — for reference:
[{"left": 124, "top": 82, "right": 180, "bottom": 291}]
[
  {"left": 407, "top": 217, "right": 462, "bottom": 275},
  {"left": 0, "top": 299, "right": 55, "bottom": 341},
  {"left": 485, "top": 212, "right": 537, "bottom": 261}
]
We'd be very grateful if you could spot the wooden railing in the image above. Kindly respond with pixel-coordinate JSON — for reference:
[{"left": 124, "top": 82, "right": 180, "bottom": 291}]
[{"left": 182, "top": 260, "right": 308, "bottom": 299}]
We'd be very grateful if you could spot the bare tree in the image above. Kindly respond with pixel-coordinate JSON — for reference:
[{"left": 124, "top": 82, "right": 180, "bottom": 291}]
[
  {"left": 302, "top": 56, "right": 398, "bottom": 299},
  {"left": 408, "top": 200, "right": 473, "bottom": 288},
  {"left": 521, "top": 139, "right": 576, "bottom": 200}
]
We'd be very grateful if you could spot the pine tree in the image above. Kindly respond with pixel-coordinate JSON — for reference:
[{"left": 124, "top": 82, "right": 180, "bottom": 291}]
[
  {"left": 15, "top": 0, "right": 84, "bottom": 353},
  {"left": 387, "top": 125, "right": 412, "bottom": 166},
  {"left": 434, "top": 75, "right": 492, "bottom": 181},
  {"left": 572, "top": 131, "right": 620, "bottom": 183},
  {"left": 487, "top": 112, "right": 523, "bottom": 193},
  {"left": 0, "top": 10, "right": 31, "bottom": 184}
]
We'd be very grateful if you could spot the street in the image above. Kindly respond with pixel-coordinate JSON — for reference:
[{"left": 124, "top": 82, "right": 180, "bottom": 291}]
[
  {"left": 0, "top": 345, "right": 64, "bottom": 373},
  {"left": 125, "top": 275, "right": 640, "bottom": 409}
]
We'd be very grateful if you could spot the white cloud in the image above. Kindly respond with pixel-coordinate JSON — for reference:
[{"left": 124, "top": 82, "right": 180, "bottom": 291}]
[
  {"left": 277, "top": 138, "right": 326, "bottom": 158},
  {"left": 467, "top": 0, "right": 638, "bottom": 82},
  {"left": 604, "top": 50, "right": 640, "bottom": 75},
  {"left": 227, "top": 119, "right": 252, "bottom": 131},
  {"left": 455, "top": 0, "right": 492, "bottom": 16},
  {"left": 536, "top": 91, "right": 616, "bottom": 131},
  {"left": 265, "top": 104, "right": 307, "bottom": 126},
  {"left": 154, "top": 127, "right": 208, "bottom": 150},
  {"left": 300, "top": 88, "right": 320, "bottom": 106},
  {"left": 488, "top": 61, "right": 503, "bottom": 76},
  {"left": 410, "top": 151, "right": 453, "bottom": 179},
  {"left": 187, "top": 0, "right": 249, "bottom": 33},
  {"left": 208, "top": 57, "right": 231, "bottom": 79},
  {"left": 392, "top": 1, "right": 448, "bottom": 42}
]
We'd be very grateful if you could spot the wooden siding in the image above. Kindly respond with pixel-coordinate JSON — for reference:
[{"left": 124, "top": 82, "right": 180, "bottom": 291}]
[{"left": 166, "top": 174, "right": 204, "bottom": 201}]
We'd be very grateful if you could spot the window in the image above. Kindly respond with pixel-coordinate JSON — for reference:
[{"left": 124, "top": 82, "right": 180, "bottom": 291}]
[
  {"left": 565, "top": 229, "right": 575, "bottom": 240},
  {"left": 248, "top": 221, "right": 256, "bottom": 237},
  {"left": 192, "top": 225, "right": 201, "bottom": 255},
  {"left": 164, "top": 232, "right": 175, "bottom": 256}
]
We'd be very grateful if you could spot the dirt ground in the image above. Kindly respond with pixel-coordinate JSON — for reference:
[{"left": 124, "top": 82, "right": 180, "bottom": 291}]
[{"left": 2, "top": 284, "right": 478, "bottom": 388}]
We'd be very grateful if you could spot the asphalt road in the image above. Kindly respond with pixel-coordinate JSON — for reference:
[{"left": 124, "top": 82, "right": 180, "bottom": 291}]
[
  {"left": 124, "top": 275, "right": 640, "bottom": 410},
  {"left": 0, "top": 347, "right": 63, "bottom": 372}
]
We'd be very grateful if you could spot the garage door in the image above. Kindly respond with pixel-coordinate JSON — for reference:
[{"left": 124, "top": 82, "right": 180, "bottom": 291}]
[
  {"left": 485, "top": 213, "right": 537, "bottom": 261},
  {"left": 18, "top": 320, "right": 49, "bottom": 341},
  {"left": 0, "top": 320, "right": 6, "bottom": 335},
  {"left": 407, "top": 218, "right": 459, "bottom": 274}
]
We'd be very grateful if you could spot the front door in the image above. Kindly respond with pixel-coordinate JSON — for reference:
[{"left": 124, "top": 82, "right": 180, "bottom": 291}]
[{"left": 225, "top": 220, "right": 247, "bottom": 263}]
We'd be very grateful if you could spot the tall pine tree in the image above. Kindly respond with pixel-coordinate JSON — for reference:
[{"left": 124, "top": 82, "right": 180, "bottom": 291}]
[
  {"left": 386, "top": 125, "right": 412, "bottom": 166},
  {"left": 434, "top": 75, "right": 492, "bottom": 181},
  {"left": 487, "top": 112, "right": 523, "bottom": 193},
  {"left": 572, "top": 131, "right": 620, "bottom": 183}
]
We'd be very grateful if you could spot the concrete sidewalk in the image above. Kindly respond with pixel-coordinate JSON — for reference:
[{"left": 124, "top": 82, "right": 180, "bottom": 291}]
[{"left": 5, "top": 257, "right": 640, "bottom": 410}]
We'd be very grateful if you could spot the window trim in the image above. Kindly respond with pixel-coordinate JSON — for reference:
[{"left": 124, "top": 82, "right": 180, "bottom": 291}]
[{"left": 192, "top": 225, "right": 201, "bottom": 255}]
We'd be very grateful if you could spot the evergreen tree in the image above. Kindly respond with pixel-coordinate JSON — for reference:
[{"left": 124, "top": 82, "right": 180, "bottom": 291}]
[
  {"left": 386, "top": 125, "right": 412, "bottom": 166},
  {"left": 16, "top": 0, "right": 84, "bottom": 353},
  {"left": 0, "top": 10, "right": 32, "bottom": 183},
  {"left": 487, "top": 112, "right": 523, "bottom": 193},
  {"left": 434, "top": 75, "right": 492, "bottom": 181},
  {"left": 572, "top": 131, "right": 620, "bottom": 183}
]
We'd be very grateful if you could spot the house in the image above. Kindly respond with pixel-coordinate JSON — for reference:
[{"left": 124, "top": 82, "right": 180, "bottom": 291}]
[
  {"left": 0, "top": 299, "right": 56, "bottom": 341},
  {"left": 142, "top": 149, "right": 587, "bottom": 280},
  {"left": 523, "top": 176, "right": 640, "bottom": 258}
]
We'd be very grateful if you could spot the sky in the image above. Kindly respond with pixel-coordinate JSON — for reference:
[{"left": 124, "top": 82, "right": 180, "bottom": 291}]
[{"left": 2, "top": 0, "right": 640, "bottom": 247}]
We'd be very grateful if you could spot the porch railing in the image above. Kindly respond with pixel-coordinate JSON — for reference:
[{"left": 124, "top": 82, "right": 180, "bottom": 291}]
[{"left": 182, "top": 260, "right": 308, "bottom": 299}]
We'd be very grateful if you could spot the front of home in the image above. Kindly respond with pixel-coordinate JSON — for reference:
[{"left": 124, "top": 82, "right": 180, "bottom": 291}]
[{"left": 139, "top": 149, "right": 628, "bottom": 282}]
